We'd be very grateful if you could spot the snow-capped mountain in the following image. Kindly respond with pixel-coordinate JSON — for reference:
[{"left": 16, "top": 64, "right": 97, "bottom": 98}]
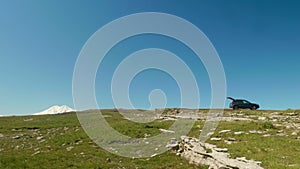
[{"left": 34, "top": 105, "right": 75, "bottom": 115}]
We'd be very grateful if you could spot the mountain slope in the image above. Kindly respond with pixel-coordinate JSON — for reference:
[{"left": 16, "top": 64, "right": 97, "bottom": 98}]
[{"left": 33, "top": 105, "right": 75, "bottom": 115}]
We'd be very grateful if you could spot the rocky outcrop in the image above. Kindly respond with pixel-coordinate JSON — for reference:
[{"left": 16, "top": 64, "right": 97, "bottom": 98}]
[{"left": 173, "top": 136, "right": 263, "bottom": 169}]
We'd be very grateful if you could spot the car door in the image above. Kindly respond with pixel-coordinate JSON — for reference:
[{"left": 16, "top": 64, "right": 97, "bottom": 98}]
[
  {"left": 242, "top": 100, "right": 251, "bottom": 109},
  {"left": 234, "top": 100, "right": 243, "bottom": 108}
]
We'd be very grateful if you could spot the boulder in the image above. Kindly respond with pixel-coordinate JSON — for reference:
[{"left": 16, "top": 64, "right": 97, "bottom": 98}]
[{"left": 175, "top": 136, "right": 263, "bottom": 169}]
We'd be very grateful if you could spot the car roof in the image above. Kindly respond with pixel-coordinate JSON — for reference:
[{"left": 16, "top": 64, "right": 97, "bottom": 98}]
[{"left": 234, "top": 99, "right": 248, "bottom": 101}]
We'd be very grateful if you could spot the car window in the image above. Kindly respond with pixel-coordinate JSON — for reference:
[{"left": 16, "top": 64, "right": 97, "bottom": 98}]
[{"left": 243, "top": 100, "right": 250, "bottom": 104}]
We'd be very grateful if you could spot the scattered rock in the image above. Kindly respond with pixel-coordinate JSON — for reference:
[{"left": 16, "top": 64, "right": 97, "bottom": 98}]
[
  {"left": 74, "top": 140, "right": 83, "bottom": 145},
  {"left": 291, "top": 132, "right": 297, "bottom": 136},
  {"left": 276, "top": 133, "right": 287, "bottom": 137},
  {"left": 144, "top": 133, "right": 151, "bottom": 138},
  {"left": 66, "top": 146, "right": 74, "bottom": 151},
  {"left": 210, "top": 137, "right": 222, "bottom": 141},
  {"left": 249, "top": 130, "right": 264, "bottom": 134},
  {"left": 274, "top": 123, "right": 282, "bottom": 127},
  {"left": 257, "top": 130, "right": 263, "bottom": 134},
  {"left": 166, "top": 138, "right": 179, "bottom": 149},
  {"left": 39, "top": 139, "right": 46, "bottom": 143},
  {"left": 228, "top": 137, "right": 236, "bottom": 141},
  {"left": 176, "top": 136, "right": 263, "bottom": 169},
  {"left": 36, "top": 136, "right": 44, "bottom": 140},
  {"left": 236, "top": 156, "right": 246, "bottom": 161},
  {"left": 14, "top": 145, "right": 20, "bottom": 150},
  {"left": 159, "top": 116, "right": 177, "bottom": 121},
  {"left": 106, "top": 158, "right": 111, "bottom": 163},
  {"left": 224, "top": 140, "right": 234, "bottom": 145},
  {"left": 219, "top": 130, "right": 231, "bottom": 134},
  {"left": 23, "top": 118, "right": 33, "bottom": 122},
  {"left": 0, "top": 133, "right": 4, "bottom": 138},
  {"left": 32, "top": 151, "right": 41, "bottom": 156},
  {"left": 214, "top": 148, "right": 228, "bottom": 152},
  {"left": 224, "top": 137, "right": 237, "bottom": 145},
  {"left": 206, "top": 132, "right": 214, "bottom": 136},
  {"left": 12, "top": 135, "right": 21, "bottom": 139},
  {"left": 287, "top": 112, "right": 297, "bottom": 116},
  {"left": 159, "top": 129, "right": 175, "bottom": 133},
  {"left": 234, "top": 131, "right": 244, "bottom": 135},
  {"left": 151, "top": 153, "right": 157, "bottom": 157},
  {"left": 258, "top": 117, "right": 267, "bottom": 121},
  {"left": 222, "top": 117, "right": 253, "bottom": 122}
]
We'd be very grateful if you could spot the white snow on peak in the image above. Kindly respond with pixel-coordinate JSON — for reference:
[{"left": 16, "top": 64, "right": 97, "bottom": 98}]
[{"left": 33, "top": 105, "right": 75, "bottom": 115}]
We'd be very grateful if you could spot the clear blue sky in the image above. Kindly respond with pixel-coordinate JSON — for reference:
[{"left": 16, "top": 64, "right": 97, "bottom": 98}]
[{"left": 1, "top": 0, "right": 299, "bottom": 115}]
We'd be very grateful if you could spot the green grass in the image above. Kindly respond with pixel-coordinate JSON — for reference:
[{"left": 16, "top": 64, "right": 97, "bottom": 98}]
[
  {"left": 206, "top": 121, "right": 300, "bottom": 169},
  {"left": 0, "top": 109, "right": 299, "bottom": 168},
  {"left": 0, "top": 112, "right": 206, "bottom": 169}
]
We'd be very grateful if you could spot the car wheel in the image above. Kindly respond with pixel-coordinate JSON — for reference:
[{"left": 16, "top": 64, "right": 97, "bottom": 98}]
[
  {"left": 251, "top": 106, "right": 257, "bottom": 110},
  {"left": 233, "top": 106, "right": 239, "bottom": 110}
]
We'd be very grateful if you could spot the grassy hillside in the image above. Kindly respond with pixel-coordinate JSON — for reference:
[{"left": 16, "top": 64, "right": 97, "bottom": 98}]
[
  {"left": 0, "top": 109, "right": 299, "bottom": 169},
  {"left": 0, "top": 111, "right": 205, "bottom": 169}
]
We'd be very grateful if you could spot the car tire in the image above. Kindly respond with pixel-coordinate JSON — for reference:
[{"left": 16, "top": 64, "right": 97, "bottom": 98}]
[
  {"left": 251, "top": 106, "right": 257, "bottom": 110},
  {"left": 233, "top": 106, "right": 239, "bottom": 110}
]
